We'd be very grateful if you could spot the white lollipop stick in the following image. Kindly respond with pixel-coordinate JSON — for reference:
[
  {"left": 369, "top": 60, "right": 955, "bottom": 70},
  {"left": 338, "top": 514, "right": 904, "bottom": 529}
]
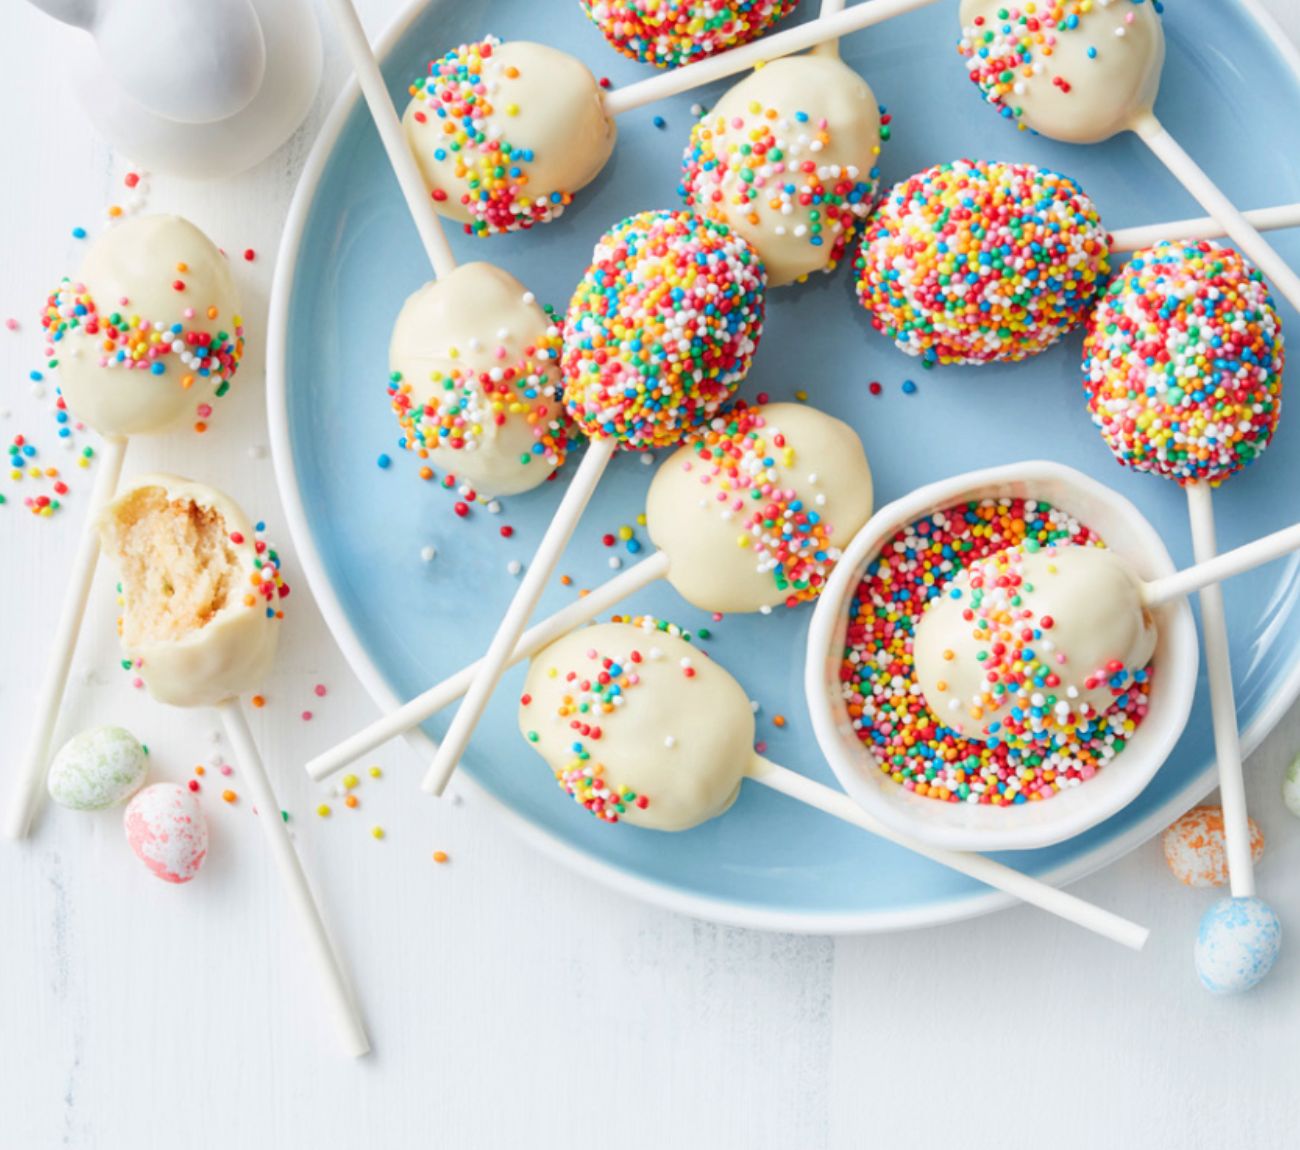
[
  {"left": 308, "top": 518, "right": 1300, "bottom": 784},
  {"left": 814, "top": 0, "right": 847, "bottom": 59},
  {"left": 1110, "top": 202, "right": 1300, "bottom": 255},
  {"left": 1133, "top": 115, "right": 1300, "bottom": 313},
  {"left": 1183, "top": 485, "right": 1258, "bottom": 899},
  {"left": 325, "top": 0, "right": 456, "bottom": 278},
  {"left": 217, "top": 698, "right": 370, "bottom": 1057},
  {"left": 750, "top": 758, "right": 1147, "bottom": 948},
  {"left": 4, "top": 435, "right": 127, "bottom": 840},
  {"left": 604, "top": 0, "right": 941, "bottom": 115},
  {"left": 306, "top": 550, "right": 669, "bottom": 781},
  {"left": 424, "top": 438, "right": 618, "bottom": 794}
]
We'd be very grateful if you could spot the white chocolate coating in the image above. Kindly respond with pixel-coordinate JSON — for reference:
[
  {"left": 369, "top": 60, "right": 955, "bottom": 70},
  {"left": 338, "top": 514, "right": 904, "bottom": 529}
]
[
  {"left": 681, "top": 54, "right": 881, "bottom": 286},
  {"left": 402, "top": 39, "right": 617, "bottom": 234},
  {"left": 647, "top": 403, "right": 873, "bottom": 613},
  {"left": 99, "top": 474, "right": 281, "bottom": 708},
  {"left": 53, "top": 215, "right": 242, "bottom": 437},
  {"left": 388, "top": 263, "right": 567, "bottom": 496},
  {"left": 519, "top": 622, "right": 754, "bottom": 832},
  {"left": 914, "top": 544, "right": 1157, "bottom": 742},
  {"left": 958, "top": 0, "right": 1164, "bottom": 144}
]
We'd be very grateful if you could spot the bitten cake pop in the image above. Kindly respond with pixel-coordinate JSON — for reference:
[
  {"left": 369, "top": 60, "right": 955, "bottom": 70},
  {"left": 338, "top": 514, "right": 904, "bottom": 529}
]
[
  {"left": 513, "top": 620, "right": 1147, "bottom": 944},
  {"left": 855, "top": 159, "right": 1300, "bottom": 366},
  {"left": 424, "top": 210, "right": 767, "bottom": 793},
  {"left": 398, "top": 3, "right": 938, "bottom": 236},
  {"left": 913, "top": 543, "right": 1156, "bottom": 746},
  {"left": 6, "top": 214, "right": 244, "bottom": 841},
  {"left": 305, "top": 401, "right": 873, "bottom": 782},
  {"left": 1083, "top": 238, "right": 1285, "bottom": 994},
  {"left": 388, "top": 262, "right": 569, "bottom": 496},
  {"left": 98, "top": 475, "right": 369, "bottom": 1054},
  {"left": 582, "top": 0, "right": 801, "bottom": 69},
  {"left": 956, "top": 0, "right": 1300, "bottom": 315},
  {"left": 679, "top": 51, "right": 882, "bottom": 285}
]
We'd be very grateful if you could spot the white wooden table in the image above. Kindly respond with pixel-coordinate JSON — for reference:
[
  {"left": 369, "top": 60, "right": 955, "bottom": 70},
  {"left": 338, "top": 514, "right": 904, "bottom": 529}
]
[{"left": 3, "top": 3, "right": 1299, "bottom": 1146}]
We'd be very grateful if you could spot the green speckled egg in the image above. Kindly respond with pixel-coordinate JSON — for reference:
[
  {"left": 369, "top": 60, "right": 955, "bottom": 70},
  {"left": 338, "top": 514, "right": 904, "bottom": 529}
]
[
  {"left": 47, "top": 727, "right": 148, "bottom": 811},
  {"left": 1284, "top": 751, "right": 1300, "bottom": 819}
]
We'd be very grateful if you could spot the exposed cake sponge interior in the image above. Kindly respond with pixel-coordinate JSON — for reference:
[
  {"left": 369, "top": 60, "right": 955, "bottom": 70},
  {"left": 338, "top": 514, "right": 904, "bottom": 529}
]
[{"left": 103, "top": 487, "right": 240, "bottom": 645}]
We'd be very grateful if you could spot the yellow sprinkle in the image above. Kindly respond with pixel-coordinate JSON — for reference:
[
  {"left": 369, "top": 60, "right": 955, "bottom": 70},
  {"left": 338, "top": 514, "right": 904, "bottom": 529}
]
[
  {"left": 368, "top": 766, "right": 383, "bottom": 779},
  {"left": 316, "top": 804, "right": 331, "bottom": 817},
  {"left": 371, "top": 826, "right": 385, "bottom": 840},
  {"left": 342, "top": 773, "right": 359, "bottom": 790}
]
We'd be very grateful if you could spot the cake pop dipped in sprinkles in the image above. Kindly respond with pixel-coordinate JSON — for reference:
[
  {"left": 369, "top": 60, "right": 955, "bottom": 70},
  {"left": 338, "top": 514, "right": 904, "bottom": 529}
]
[
  {"left": 424, "top": 209, "right": 767, "bottom": 795},
  {"left": 1083, "top": 238, "right": 1286, "bottom": 994},
  {"left": 582, "top": 0, "right": 802, "bottom": 69},
  {"left": 304, "top": 401, "right": 874, "bottom": 785}
]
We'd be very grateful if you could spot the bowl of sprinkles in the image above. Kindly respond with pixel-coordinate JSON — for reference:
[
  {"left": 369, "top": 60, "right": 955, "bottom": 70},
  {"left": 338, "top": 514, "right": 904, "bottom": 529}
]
[{"left": 805, "top": 461, "right": 1198, "bottom": 851}]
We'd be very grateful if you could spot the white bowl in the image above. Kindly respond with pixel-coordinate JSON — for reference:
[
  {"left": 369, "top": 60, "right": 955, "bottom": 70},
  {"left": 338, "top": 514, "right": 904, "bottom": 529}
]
[{"left": 804, "top": 461, "right": 1199, "bottom": 852}]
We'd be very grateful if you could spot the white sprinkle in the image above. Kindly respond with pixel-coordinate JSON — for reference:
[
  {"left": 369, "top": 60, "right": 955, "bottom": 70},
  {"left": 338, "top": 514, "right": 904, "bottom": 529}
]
[
  {"left": 420, "top": 545, "right": 437, "bottom": 563},
  {"left": 507, "top": 560, "right": 522, "bottom": 576},
  {"left": 664, "top": 735, "right": 677, "bottom": 749}
]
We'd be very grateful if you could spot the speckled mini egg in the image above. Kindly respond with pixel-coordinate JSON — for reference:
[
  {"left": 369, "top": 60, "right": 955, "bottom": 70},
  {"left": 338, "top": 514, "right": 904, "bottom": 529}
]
[
  {"left": 47, "top": 726, "right": 148, "bottom": 811},
  {"left": 1283, "top": 751, "right": 1300, "bottom": 818},
  {"left": 1162, "top": 805, "right": 1264, "bottom": 888},
  {"left": 1195, "top": 896, "right": 1282, "bottom": 994},
  {"left": 123, "top": 784, "right": 208, "bottom": 884}
]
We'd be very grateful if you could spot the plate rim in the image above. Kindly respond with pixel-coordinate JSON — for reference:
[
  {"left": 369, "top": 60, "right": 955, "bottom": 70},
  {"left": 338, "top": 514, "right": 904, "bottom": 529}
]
[{"left": 266, "top": 0, "right": 1300, "bottom": 934}]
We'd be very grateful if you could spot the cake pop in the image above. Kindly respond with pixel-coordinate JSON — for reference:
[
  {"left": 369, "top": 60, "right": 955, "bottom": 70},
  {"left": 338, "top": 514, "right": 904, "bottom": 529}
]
[
  {"left": 516, "top": 620, "right": 1147, "bottom": 944},
  {"left": 306, "top": 401, "right": 873, "bottom": 781},
  {"left": 855, "top": 159, "right": 1300, "bottom": 366},
  {"left": 581, "top": 0, "right": 802, "bottom": 69},
  {"left": 99, "top": 475, "right": 369, "bottom": 1055},
  {"left": 956, "top": 0, "right": 1300, "bottom": 316},
  {"left": 6, "top": 214, "right": 244, "bottom": 841},
  {"left": 424, "top": 209, "right": 767, "bottom": 793},
  {"left": 1083, "top": 238, "right": 1285, "bottom": 993},
  {"left": 399, "top": 1, "right": 940, "bottom": 236}
]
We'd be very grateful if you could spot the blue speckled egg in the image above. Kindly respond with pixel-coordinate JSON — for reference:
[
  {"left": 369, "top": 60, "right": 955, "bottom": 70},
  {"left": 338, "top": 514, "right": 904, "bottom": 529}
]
[{"left": 1195, "top": 897, "right": 1282, "bottom": 994}]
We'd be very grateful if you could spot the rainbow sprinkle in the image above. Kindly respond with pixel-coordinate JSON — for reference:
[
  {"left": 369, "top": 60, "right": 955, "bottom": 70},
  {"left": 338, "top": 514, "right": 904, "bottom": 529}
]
[
  {"left": 840, "top": 499, "right": 1151, "bottom": 804},
  {"left": 1083, "top": 241, "right": 1284, "bottom": 486},
  {"left": 563, "top": 210, "right": 766, "bottom": 449},
  {"left": 581, "top": 0, "right": 799, "bottom": 69},
  {"left": 856, "top": 160, "right": 1110, "bottom": 364},
  {"left": 674, "top": 403, "right": 844, "bottom": 606}
]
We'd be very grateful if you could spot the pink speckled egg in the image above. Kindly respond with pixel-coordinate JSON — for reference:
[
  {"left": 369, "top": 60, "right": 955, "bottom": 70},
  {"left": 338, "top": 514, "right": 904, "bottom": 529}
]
[
  {"left": 1162, "top": 805, "right": 1264, "bottom": 888},
  {"left": 124, "top": 784, "right": 208, "bottom": 884}
]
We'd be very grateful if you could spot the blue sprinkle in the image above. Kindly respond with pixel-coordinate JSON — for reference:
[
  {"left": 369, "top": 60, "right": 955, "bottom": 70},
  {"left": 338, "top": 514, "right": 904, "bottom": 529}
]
[
  {"left": 901, "top": 379, "right": 917, "bottom": 395},
  {"left": 652, "top": 115, "right": 666, "bottom": 130},
  {"left": 377, "top": 453, "right": 392, "bottom": 469},
  {"left": 71, "top": 226, "right": 87, "bottom": 240}
]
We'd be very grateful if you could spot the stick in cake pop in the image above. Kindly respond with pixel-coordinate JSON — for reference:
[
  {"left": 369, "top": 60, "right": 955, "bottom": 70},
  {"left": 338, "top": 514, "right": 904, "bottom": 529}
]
[
  {"left": 5, "top": 215, "right": 244, "bottom": 840},
  {"left": 426, "top": 213, "right": 768, "bottom": 792},
  {"left": 98, "top": 475, "right": 369, "bottom": 1055},
  {"left": 582, "top": 0, "right": 802, "bottom": 69},
  {"left": 855, "top": 160, "right": 1300, "bottom": 366},
  {"left": 956, "top": 0, "right": 1300, "bottom": 317},
  {"left": 306, "top": 401, "right": 872, "bottom": 780},
  {"left": 519, "top": 619, "right": 1148, "bottom": 946},
  {"left": 400, "top": 0, "right": 940, "bottom": 237},
  {"left": 1083, "top": 238, "right": 1284, "bottom": 993}
]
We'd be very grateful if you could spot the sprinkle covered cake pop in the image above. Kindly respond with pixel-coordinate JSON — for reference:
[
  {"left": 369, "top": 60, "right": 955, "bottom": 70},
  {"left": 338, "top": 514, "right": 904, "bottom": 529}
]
[
  {"left": 913, "top": 542, "right": 1156, "bottom": 745},
  {"left": 646, "top": 401, "right": 873, "bottom": 612},
  {"left": 680, "top": 53, "right": 882, "bottom": 286},
  {"left": 1083, "top": 240, "right": 1284, "bottom": 486},
  {"left": 855, "top": 159, "right": 1110, "bottom": 364},
  {"left": 42, "top": 215, "right": 244, "bottom": 437},
  {"left": 582, "top": 0, "right": 802, "bottom": 69},
  {"left": 956, "top": 0, "right": 1165, "bottom": 144},
  {"left": 562, "top": 209, "right": 767, "bottom": 448},
  {"left": 519, "top": 619, "right": 753, "bottom": 830},
  {"left": 388, "top": 262, "right": 570, "bottom": 496},
  {"left": 99, "top": 475, "right": 287, "bottom": 708},
  {"left": 402, "top": 37, "right": 617, "bottom": 237}
]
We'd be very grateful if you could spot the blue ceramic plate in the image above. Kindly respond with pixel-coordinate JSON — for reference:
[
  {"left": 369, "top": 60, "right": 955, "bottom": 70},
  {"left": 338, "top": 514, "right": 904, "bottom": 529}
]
[{"left": 269, "top": 0, "right": 1300, "bottom": 931}]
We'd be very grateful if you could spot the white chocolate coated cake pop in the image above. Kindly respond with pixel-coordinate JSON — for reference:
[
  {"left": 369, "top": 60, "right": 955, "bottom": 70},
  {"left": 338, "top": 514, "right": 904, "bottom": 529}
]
[
  {"left": 388, "top": 262, "right": 569, "bottom": 496},
  {"left": 99, "top": 475, "right": 287, "bottom": 708},
  {"left": 913, "top": 542, "right": 1156, "bottom": 744},
  {"left": 402, "top": 37, "right": 617, "bottom": 236},
  {"left": 957, "top": 0, "right": 1164, "bottom": 144},
  {"left": 680, "top": 53, "right": 882, "bottom": 285},
  {"left": 647, "top": 402, "right": 873, "bottom": 613},
  {"left": 519, "top": 620, "right": 754, "bottom": 830},
  {"left": 43, "top": 215, "right": 244, "bottom": 437}
]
